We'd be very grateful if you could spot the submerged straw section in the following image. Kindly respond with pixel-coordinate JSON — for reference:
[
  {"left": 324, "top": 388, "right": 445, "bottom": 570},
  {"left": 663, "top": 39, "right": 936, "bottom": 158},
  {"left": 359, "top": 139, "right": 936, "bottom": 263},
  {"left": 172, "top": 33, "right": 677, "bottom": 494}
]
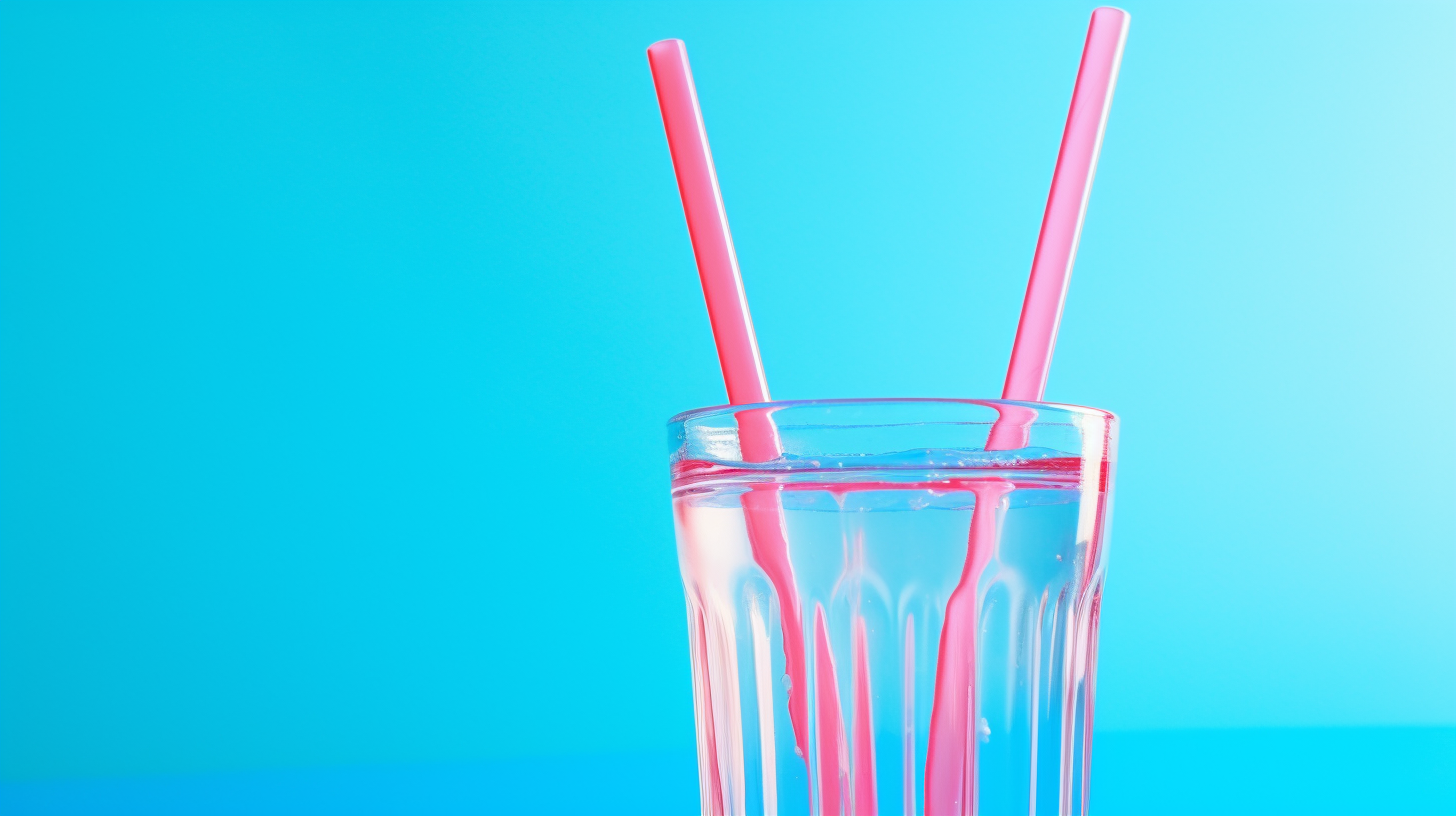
[
  {"left": 1002, "top": 7, "right": 1130, "bottom": 403},
  {"left": 647, "top": 39, "right": 770, "bottom": 406}
]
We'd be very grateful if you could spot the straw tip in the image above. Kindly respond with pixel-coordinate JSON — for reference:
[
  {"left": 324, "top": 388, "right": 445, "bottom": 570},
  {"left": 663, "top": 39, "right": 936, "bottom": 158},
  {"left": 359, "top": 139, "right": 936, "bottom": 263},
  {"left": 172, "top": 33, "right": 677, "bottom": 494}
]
[
  {"left": 1092, "top": 6, "right": 1130, "bottom": 22},
  {"left": 647, "top": 38, "right": 686, "bottom": 56}
]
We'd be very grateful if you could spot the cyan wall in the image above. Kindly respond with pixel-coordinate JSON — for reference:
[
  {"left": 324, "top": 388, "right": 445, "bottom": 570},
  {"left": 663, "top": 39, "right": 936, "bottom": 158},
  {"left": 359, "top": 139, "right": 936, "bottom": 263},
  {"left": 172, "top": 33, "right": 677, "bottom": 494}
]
[{"left": 2, "top": 0, "right": 1452, "bottom": 781}]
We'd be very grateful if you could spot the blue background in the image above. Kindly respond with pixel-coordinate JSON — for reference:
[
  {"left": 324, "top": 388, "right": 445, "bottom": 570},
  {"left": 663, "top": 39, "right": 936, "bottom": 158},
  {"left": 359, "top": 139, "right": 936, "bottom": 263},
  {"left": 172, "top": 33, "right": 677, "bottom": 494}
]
[{"left": 2, "top": 1, "right": 1453, "bottom": 813}]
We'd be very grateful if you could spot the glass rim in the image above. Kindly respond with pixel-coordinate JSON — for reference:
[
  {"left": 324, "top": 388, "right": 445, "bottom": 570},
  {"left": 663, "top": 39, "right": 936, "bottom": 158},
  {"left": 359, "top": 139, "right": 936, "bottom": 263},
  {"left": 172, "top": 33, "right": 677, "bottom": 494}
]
[{"left": 667, "top": 397, "right": 1117, "bottom": 426}]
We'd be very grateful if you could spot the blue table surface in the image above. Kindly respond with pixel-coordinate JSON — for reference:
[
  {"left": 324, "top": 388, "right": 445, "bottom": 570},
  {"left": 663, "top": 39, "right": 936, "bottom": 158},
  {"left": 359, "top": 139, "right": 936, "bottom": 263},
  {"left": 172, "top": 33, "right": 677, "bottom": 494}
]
[{"left": 2, "top": 727, "right": 1451, "bottom": 815}]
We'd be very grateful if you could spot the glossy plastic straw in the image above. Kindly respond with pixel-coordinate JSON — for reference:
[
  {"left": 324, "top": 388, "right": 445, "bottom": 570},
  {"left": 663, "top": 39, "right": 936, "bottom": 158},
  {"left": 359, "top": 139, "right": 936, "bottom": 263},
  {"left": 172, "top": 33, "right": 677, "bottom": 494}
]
[
  {"left": 1002, "top": 6, "right": 1130, "bottom": 403},
  {"left": 929, "top": 11, "right": 1129, "bottom": 813},
  {"left": 648, "top": 38, "right": 821, "bottom": 802},
  {"left": 646, "top": 39, "right": 770, "bottom": 407}
]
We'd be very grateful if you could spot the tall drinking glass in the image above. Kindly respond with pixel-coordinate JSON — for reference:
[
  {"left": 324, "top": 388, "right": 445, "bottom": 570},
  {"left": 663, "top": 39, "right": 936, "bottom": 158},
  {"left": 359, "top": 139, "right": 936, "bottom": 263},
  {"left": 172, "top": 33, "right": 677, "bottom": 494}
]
[{"left": 669, "top": 399, "right": 1117, "bottom": 816}]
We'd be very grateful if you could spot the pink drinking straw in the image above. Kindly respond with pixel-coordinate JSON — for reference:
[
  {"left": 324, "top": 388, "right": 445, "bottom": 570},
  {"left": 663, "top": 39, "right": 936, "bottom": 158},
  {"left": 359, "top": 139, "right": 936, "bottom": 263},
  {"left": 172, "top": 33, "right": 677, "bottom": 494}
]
[
  {"left": 986, "top": 6, "right": 1128, "bottom": 453},
  {"left": 648, "top": 38, "right": 829, "bottom": 805},
  {"left": 646, "top": 39, "right": 769, "bottom": 406},
  {"left": 927, "top": 9, "right": 1131, "bottom": 814},
  {"left": 1002, "top": 6, "right": 1130, "bottom": 407}
]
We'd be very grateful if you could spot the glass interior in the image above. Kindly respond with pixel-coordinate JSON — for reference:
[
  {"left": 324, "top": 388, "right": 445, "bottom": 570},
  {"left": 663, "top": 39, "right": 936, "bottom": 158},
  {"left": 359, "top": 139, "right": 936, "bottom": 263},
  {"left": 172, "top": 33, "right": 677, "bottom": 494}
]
[{"left": 669, "top": 399, "right": 1117, "bottom": 816}]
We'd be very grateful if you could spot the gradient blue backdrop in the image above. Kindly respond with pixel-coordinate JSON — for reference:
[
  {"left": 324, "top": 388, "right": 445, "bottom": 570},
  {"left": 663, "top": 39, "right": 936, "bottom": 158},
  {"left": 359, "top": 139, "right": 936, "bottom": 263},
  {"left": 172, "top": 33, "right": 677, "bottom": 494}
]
[{"left": 2, "top": 1, "right": 1453, "bottom": 813}]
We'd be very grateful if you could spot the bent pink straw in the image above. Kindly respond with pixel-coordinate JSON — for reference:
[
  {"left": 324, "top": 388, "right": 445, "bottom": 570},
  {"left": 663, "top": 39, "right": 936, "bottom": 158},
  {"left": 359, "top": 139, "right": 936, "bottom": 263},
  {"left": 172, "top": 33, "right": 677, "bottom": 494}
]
[
  {"left": 649, "top": 38, "right": 829, "bottom": 805},
  {"left": 1002, "top": 6, "right": 1130, "bottom": 404},
  {"left": 928, "top": 9, "right": 1131, "bottom": 813}
]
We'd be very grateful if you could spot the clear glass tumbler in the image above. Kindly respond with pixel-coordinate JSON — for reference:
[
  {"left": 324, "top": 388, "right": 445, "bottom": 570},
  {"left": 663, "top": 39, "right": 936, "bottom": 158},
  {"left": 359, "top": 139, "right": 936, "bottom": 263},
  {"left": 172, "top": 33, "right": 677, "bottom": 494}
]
[{"left": 669, "top": 399, "right": 1117, "bottom": 816}]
